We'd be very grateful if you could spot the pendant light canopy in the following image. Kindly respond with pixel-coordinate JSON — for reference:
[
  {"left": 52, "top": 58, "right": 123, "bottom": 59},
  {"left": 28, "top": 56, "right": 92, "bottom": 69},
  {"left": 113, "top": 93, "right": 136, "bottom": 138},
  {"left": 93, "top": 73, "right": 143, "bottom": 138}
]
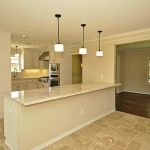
[
  {"left": 15, "top": 46, "right": 19, "bottom": 57},
  {"left": 96, "top": 31, "right": 103, "bottom": 56},
  {"left": 54, "top": 14, "right": 64, "bottom": 52},
  {"left": 79, "top": 24, "right": 87, "bottom": 55}
]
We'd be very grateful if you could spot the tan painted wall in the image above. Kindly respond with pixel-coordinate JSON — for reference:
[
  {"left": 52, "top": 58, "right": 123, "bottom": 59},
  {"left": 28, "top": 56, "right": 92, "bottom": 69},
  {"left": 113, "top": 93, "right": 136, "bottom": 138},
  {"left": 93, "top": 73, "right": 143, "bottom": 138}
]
[
  {"left": 60, "top": 46, "right": 72, "bottom": 85},
  {"left": 116, "top": 51, "right": 124, "bottom": 93},
  {"left": 72, "top": 55, "right": 82, "bottom": 84},
  {"left": 0, "top": 31, "right": 11, "bottom": 117},
  {"left": 70, "top": 29, "right": 150, "bottom": 85},
  {"left": 124, "top": 50, "right": 150, "bottom": 94}
]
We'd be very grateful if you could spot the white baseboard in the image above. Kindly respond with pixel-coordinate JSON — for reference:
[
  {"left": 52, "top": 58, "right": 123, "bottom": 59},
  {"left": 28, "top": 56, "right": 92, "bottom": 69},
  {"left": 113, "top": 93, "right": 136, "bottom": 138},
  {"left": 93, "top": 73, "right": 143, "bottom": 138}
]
[
  {"left": 5, "top": 141, "right": 14, "bottom": 150},
  {"left": 124, "top": 90, "right": 150, "bottom": 95},
  {"left": 32, "top": 109, "right": 115, "bottom": 150}
]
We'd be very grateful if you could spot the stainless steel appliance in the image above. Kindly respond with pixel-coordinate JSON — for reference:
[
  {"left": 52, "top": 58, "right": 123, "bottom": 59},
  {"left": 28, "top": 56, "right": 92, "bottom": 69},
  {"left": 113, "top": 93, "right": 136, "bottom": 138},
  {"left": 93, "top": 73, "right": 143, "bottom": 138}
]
[
  {"left": 38, "top": 76, "right": 49, "bottom": 83},
  {"left": 49, "top": 63, "right": 60, "bottom": 87}
]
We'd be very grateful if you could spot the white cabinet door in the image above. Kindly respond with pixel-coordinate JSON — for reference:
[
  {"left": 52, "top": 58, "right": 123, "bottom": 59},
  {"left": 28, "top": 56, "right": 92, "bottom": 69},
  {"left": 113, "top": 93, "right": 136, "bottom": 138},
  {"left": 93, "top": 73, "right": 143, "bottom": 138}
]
[
  {"left": 38, "top": 82, "right": 49, "bottom": 88},
  {"left": 50, "top": 49, "right": 60, "bottom": 63},
  {"left": 26, "top": 83, "right": 37, "bottom": 90},
  {"left": 18, "top": 84, "right": 26, "bottom": 91},
  {"left": 24, "top": 50, "right": 32, "bottom": 69},
  {"left": 32, "top": 51, "right": 39, "bottom": 69},
  {"left": 12, "top": 84, "right": 18, "bottom": 91},
  {"left": 24, "top": 50, "right": 39, "bottom": 69}
]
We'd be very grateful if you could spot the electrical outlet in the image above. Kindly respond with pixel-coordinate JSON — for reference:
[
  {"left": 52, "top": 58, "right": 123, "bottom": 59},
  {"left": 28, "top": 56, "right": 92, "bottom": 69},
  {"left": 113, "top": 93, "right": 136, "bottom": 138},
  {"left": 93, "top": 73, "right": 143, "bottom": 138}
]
[{"left": 81, "top": 109, "right": 84, "bottom": 115}]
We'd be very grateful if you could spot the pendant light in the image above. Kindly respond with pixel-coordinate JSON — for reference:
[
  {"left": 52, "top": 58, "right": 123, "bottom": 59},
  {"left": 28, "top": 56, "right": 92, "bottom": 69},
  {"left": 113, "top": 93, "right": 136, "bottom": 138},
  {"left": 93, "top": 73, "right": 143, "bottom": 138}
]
[
  {"left": 79, "top": 24, "right": 87, "bottom": 55},
  {"left": 54, "top": 14, "right": 64, "bottom": 52},
  {"left": 96, "top": 31, "right": 103, "bottom": 56},
  {"left": 15, "top": 46, "right": 19, "bottom": 57}
]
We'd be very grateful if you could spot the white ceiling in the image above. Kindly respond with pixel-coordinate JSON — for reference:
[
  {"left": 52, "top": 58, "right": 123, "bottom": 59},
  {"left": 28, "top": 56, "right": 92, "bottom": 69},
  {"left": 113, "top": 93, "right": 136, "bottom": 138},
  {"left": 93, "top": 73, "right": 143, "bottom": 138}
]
[{"left": 1, "top": 0, "right": 150, "bottom": 49}]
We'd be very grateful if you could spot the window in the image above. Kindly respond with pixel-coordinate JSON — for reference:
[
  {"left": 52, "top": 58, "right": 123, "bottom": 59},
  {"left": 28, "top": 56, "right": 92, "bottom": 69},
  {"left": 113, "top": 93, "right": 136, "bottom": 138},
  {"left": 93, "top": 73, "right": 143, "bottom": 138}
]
[
  {"left": 148, "top": 56, "right": 150, "bottom": 83},
  {"left": 11, "top": 56, "right": 20, "bottom": 72}
]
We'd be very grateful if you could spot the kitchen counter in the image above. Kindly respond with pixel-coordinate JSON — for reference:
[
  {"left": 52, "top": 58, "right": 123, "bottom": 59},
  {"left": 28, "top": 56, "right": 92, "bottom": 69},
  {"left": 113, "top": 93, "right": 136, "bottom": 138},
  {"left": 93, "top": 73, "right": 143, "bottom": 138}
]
[
  {"left": 4, "top": 82, "right": 120, "bottom": 106},
  {"left": 11, "top": 76, "right": 40, "bottom": 80},
  {"left": 4, "top": 82, "right": 120, "bottom": 150}
]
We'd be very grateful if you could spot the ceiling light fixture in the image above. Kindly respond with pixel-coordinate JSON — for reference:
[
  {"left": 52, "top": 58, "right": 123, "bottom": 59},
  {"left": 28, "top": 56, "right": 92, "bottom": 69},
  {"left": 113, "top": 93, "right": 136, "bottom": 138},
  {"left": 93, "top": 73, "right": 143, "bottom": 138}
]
[
  {"left": 21, "top": 35, "right": 26, "bottom": 38},
  {"left": 96, "top": 31, "right": 103, "bottom": 56},
  {"left": 15, "top": 46, "right": 19, "bottom": 57},
  {"left": 79, "top": 24, "right": 87, "bottom": 54},
  {"left": 54, "top": 14, "right": 64, "bottom": 52}
]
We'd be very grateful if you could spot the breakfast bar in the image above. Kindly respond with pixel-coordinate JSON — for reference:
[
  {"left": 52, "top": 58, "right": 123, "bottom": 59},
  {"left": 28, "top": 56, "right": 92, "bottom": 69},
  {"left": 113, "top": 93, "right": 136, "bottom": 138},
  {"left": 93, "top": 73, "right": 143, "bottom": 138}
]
[{"left": 4, "top": 82, "right": 119, "bottom": 150}]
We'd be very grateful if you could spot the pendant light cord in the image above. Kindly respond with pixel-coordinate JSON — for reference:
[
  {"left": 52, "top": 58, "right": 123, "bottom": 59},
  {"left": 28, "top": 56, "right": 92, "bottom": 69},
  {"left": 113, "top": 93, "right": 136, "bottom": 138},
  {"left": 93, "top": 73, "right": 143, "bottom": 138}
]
[
  {"left": 83, "top": 26, "right": 84, "bottom": 48},
  {"left": 57, "top": 17, "right": 60, "bottom": 44},
  {"left": 98, "top": 31, "right": 102, "bottom": 51}
]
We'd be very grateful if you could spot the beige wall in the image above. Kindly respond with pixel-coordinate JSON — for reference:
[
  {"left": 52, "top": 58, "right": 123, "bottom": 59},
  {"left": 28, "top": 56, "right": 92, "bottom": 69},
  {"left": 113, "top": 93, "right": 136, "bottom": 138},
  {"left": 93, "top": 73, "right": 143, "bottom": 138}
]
[
  {"left": 72, "top": 55, "right": 82, "bottom": 84},
  {"left": 116, "top": 51, "right": 124, "bottom": 93},
  {"left": 60, "top": 46, "right": 72, "bottom": 85},
  {"left": 124, "top": 50, "right": 150, "bottom": 94},
  {"left": 0, "top": 31, "right": 11, "bottom": 117},
  {"left": 70, "top": 29, "right": 150, "bottom": 85}
]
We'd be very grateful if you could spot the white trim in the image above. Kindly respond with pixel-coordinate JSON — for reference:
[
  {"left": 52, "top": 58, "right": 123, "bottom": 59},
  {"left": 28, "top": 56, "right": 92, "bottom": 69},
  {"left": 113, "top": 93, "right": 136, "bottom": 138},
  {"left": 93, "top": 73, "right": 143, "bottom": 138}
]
[
  {"left": 5, "top": 141, "right": 14, "bottom": 150},
  {"left": 124, "top": 90, "right": 150, "bottom": 95},
  {"left": 31, "top": 109, "right": 115, "bottom": 150}
]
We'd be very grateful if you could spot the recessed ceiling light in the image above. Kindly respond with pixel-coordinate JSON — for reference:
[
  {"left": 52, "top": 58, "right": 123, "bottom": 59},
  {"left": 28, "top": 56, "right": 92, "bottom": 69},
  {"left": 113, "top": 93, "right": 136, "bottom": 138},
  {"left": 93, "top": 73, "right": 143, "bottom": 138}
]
[
  {"left": 130, "top": 42, "right": 134, "bottom": 44},
  {"left": 36, "top": 45, "right": 40, "bottom": 47},
  {"left": 140, "top": 46, "right": 144, "bottom": 49},
  {"left": 52, "top": 42, "right": 56, "bottom": 44},
  {"left": 21, "top": 35, "right": 26, "bottom": 38}
]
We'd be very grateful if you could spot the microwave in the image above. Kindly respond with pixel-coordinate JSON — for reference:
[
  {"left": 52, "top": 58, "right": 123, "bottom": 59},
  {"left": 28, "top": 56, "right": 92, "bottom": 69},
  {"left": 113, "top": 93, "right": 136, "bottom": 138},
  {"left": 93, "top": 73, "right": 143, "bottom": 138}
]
[{"left": 49, "top": 63, "right": 60, "bottom": 73}]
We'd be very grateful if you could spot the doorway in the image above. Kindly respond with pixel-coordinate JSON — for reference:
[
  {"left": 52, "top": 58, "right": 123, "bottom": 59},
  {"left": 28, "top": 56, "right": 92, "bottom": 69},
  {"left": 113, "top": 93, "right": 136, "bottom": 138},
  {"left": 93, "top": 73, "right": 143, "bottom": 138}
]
[{"left": 72, "top": 55, "right": 82, "bottom": 84}]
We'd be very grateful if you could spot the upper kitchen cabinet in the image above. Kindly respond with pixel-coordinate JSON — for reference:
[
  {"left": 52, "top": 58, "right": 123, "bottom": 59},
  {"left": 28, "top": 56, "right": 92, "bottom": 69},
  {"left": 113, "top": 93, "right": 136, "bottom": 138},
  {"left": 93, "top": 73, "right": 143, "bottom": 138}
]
[
  {"left": 24, "top": 50, "right": 39, "bottom": 69},
  {"left": 49, "top": 48, "right": 60, "bottom": 63}
]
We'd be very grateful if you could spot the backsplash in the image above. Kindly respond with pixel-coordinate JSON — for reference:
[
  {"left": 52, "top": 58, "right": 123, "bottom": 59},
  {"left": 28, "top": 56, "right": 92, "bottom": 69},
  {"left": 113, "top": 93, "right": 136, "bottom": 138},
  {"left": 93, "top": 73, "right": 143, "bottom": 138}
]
[{"left": 11, "top": 69, "right": 49, "bottom": 78}]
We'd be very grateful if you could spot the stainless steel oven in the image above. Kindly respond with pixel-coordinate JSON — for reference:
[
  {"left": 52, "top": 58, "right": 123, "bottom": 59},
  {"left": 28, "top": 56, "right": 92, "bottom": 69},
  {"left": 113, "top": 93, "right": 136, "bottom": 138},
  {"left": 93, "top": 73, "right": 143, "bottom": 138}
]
[{"left": 49, "top": 63, "right": 60, "bottom": 87}]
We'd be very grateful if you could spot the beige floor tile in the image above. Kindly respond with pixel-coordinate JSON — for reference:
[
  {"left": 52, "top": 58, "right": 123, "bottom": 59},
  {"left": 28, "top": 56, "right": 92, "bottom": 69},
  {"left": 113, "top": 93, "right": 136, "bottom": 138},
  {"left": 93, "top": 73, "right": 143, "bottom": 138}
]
[
  {"left": 120, "top": 123, "right": 133, "bottom": 129},
  {"left": 102, "top": 127, "right": 135, "bottom": 143},
  {"left": 108, "top": 144, "right": 124, "bottom": 150},
  {"left": 103, "top": 118, "right": 125, "bottom": 129},
  {"left": 45, "top": 136, "right": 74, "bottom": 149},
  {"left": 98, "top": 124, "right": 108, "bottom": 129},
  {"left": 114, "top": 140, "right": 127, "bottom": 148},
  {"left": 92, "top": 133, "right": 115, "bottom": 148},
  {"left": 75, "top": 124, "right": 103, "bottom": 139},
  {"left": 91, "top": 144, "right": 106, "bottom": 150},
  {"left": 134, "top": 132, "right": 150, "bottom": 146},
  {"left": 82, "top": 139, "right": 97, "bottom": 150},
  {"left": 119, "top": 126, "right": 138, "bottom": 135},
  {"left": 105, "top": 111, "right": 127, "bottom": 120},
  {"left": 0, "top": 133, "right": 5, "bottom": 141},
  {"left": 137, "top": 117, "right": 150, "bottom": 126},
  {"left": 126, "top": 140, "right": 143, "bottom": 150},
  {"left": 68, "top": 133, "right": 80, "bottom": 139},
  {"left": 132, "top": 124, "right": 150, "bottom": 135},
  {"left": 68, "top": 136, "right": 89, "bottom": 150},
  {"left": 119, "top": 114, "right": 140, "bottom": 125},
  {"left": 42, "top": 146, "right": 56, "bottom": 150},
  {"left": 59, "top": 145, "right": 74, "bottom": 150},
  {"left": 140, "top": 144, "right": 150, "bottom": 150},
  {"left": 93, "top": 119, "right": 104, "bottom": 126},
  {"left": 0, "top": 146, "right": 5, "bottom": 150}
]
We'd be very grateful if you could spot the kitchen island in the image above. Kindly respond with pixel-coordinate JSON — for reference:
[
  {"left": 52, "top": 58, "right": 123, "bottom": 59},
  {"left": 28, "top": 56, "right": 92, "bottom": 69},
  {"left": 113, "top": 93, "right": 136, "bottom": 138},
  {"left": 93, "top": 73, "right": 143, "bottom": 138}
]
[{"left": 4, "top": 82, "right": 120, "bottom": 150}]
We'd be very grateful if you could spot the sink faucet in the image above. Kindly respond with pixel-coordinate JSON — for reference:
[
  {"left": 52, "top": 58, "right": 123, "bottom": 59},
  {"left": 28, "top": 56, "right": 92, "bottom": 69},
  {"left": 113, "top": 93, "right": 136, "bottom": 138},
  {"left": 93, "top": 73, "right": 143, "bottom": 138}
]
[{"left": 14, "top": 68, "right": 17, "bottom": 78}]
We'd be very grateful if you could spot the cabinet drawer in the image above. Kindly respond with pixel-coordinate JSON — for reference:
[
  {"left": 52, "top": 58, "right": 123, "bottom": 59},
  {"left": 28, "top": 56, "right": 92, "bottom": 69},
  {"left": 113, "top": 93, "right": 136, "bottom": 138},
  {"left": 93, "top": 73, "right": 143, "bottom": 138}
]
[
  {"left": 38, "top": 82, "right": 49, "bottom": 88},
  {"left": 26, "top": 78, "right": 38, "bottom": 83},
  {"left": 12, "top": 79, "right": 26, "bottom": 84}
]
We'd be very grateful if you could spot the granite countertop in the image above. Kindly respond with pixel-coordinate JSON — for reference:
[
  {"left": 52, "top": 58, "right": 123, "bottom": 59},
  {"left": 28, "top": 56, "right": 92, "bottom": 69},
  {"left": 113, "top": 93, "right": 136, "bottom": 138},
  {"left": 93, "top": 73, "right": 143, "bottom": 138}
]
[
  {"left": 11, "top": 77, "right": 41, "bottom": 80},
  {"left": 4, "top": 82, "right": 120, "bottom": 106}
]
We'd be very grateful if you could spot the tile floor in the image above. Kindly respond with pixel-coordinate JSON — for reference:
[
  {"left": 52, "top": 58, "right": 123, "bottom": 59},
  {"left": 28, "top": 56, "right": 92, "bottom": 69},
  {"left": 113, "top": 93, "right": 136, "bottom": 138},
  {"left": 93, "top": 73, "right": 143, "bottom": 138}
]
[{"left": 0, "top": 111, "right": 150, "bottom": 150}]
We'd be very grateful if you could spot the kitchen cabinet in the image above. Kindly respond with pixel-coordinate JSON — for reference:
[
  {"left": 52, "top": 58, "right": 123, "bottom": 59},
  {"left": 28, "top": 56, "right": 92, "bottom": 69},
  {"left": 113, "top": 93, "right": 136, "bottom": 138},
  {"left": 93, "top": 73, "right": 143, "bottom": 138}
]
[
  {"left": 26, "top": 78, "right": 38, "bottom": 90},
  {"left": 49, "top": 49, "right": 60, "bottom": 63},
  {"left": 39, "top": 61, "right": 49, "bottom": 69},
  {"left": 24, "top": 50, "right": 39, "bottom": 69},
  {"left": 11, "top": 78, "right": 38, "bottom": 91},
  {"left": 38, "top": 82, "right": 49, "bottom": 88}
]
